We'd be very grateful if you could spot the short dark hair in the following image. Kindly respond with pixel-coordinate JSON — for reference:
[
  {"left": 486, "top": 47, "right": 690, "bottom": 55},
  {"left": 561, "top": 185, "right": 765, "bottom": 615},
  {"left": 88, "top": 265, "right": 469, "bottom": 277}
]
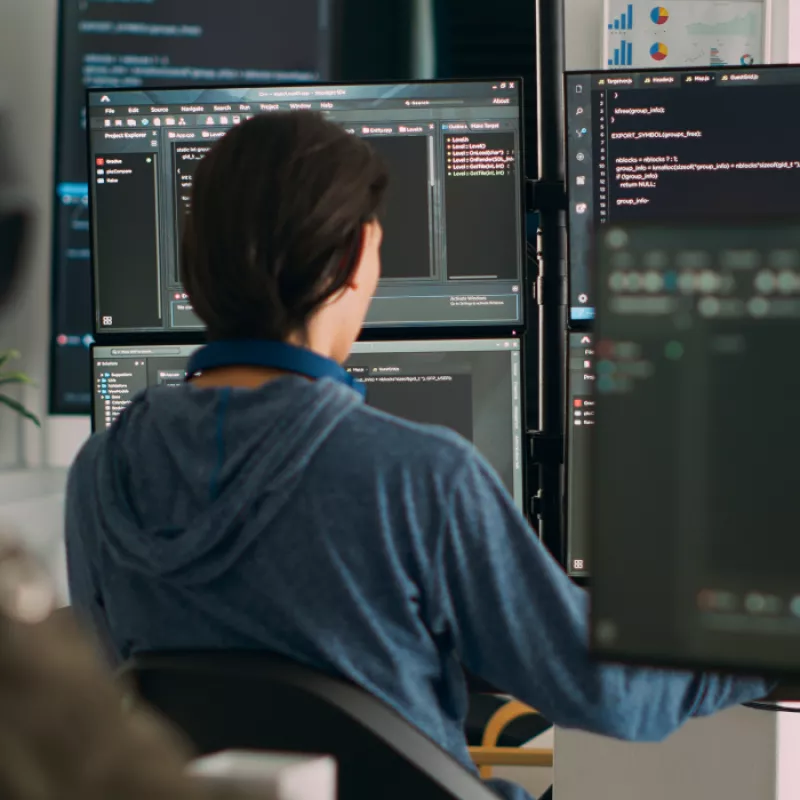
[{"left": 181, "top": 111, "right": 388, "bottom": 341}]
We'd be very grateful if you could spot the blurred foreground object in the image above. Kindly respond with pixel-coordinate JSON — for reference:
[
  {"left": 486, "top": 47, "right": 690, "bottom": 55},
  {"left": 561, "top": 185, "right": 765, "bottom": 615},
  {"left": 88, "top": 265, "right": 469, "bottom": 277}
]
[
  {"left": 0, "top": 349, "right": 40, "bottom": 428},
  {"left": 590, "top": 219, "right": 800, "bottom": 677},
  {"left": 0, "top": 112, "right": 209, "bottom": 800},
  {"left": 0, "top": 113, "right": 27, "bottom": 310},
  {"left": 0, "top": 204, "right": 25, "bottom": 307},
  {"left": 189, "top": 752, "right": 336, "bottom": 800},
  {"left": 0, "top": 115, "right": 39, "bottom": 428},
  {"left": 0, "top": 605, "right": 206, "bottom": 800},
  {"left": 0, "top": 539, "right": 54, "bottom": 624}
]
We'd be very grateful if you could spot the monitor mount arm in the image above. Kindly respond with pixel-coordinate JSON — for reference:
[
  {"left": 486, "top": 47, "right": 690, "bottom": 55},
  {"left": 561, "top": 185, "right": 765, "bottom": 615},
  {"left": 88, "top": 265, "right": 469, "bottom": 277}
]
[
  {"left": 526, "top": 0, "right": 568, "bottom": 565},
  {"left": 526, "top": 176, "right": 567, "bottom": 558}
]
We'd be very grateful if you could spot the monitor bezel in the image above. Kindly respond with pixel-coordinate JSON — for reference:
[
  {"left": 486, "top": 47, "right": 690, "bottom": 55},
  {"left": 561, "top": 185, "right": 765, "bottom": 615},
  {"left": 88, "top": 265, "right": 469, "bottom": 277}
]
[
  {"left": 48, "top": 0, "right": 75, "bottom": 415},
  {"left": 562, "top": 328, "right": 592, "bottom": 579},
  {"left": 85, "top": 76, "right": 529, "bottom": 342}
]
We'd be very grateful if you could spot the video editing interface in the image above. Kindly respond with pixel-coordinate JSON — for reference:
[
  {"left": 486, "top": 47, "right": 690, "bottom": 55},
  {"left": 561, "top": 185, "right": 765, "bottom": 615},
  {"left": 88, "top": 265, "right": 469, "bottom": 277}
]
[
  {"left": 566, "top": 331, "right": 594, "bottom": 577},
  {"left": 591, "top": 222, "right": 800, "bottom": 672},
  {"left": 565, "top": 65, "right": 800, "bottom": 322},
  {"left": 92, "top": 339, "right": 525, "bottom": 509},
  {"left": 53, "top": 0, "right": 330, "bottom": 413},
  {"left": 87, "top": 81, "right": 524, "bottom": 335}
]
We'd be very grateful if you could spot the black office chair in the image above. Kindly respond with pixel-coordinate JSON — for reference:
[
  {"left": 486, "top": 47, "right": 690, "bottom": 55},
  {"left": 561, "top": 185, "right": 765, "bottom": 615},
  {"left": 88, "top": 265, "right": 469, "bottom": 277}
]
[{"left": 120, "top": 651, "right": 507, "bottom": 800}]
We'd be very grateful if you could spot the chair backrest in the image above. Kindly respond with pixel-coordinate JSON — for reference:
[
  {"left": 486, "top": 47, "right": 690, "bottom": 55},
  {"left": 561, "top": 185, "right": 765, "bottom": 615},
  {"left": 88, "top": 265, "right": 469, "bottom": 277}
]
[{"left": 120, "top": 651, "right": 501, "bottom": 800}]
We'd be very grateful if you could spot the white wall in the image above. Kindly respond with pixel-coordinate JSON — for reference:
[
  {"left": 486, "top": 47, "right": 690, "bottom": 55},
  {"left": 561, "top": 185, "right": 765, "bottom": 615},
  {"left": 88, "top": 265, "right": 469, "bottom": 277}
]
[
  {"left": 0, "top": 467, "right": 69, "bottom": 606},
  {"left": 771, "top": 0, "right": 791, "bottom": 62},
  {"left": 0, "top": 0, "right": 91, "bottom": 473},
  {"left": 0, "top": 0, "right": 73, "bottom": 603},
  {"left": 765, "top": 0, "right": 800, "bottom": 723},
  {"left": 0, "top": 0, "right": 56, "bottom": 468},
  {"left": 777, "top": 707, "right": 800, "bottom": 800},
  {"left": 790, "top": 0, "right": 800, "bottom": 59}
]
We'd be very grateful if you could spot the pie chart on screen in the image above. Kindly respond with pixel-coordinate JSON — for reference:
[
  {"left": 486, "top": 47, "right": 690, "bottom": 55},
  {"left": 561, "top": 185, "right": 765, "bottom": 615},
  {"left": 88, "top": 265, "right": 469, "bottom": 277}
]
[
  {"left": 650, "top": 42, "right": 668, "bottom": 61},
  {"left": 741, "top": 54, "right": 754, "bottom": 65},
  {"left": 651, "top": 6, "right": 669, "bottom": 24}
]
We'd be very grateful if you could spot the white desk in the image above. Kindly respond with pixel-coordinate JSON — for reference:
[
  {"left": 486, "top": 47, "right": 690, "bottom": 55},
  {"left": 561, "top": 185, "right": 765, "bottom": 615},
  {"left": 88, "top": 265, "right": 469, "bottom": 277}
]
[
  {"left": 554, "top": 705, "right": 782, "bottom": 800},
  {"left": 0, "top": 468, "right": 69, "bottom": 605}
]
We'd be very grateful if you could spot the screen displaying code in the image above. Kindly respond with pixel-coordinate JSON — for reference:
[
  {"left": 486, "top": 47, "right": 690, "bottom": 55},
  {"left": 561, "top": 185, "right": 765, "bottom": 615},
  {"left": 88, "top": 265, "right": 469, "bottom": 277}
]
[
  {"left": 51, "top": 0, "right": 330, "bottom": 413},
  {"left": 566, "top": 67, "right": 800, "bottom": 319}
]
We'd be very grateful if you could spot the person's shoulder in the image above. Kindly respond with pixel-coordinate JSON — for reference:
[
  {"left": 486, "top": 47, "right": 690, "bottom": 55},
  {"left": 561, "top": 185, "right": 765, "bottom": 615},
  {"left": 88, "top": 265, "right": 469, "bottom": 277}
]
[
  {"left": 70, "top": 392, "right": 162, "bottom": 476},
  {"left": 68, "top": 431, "right": 108, "bottom": 489},
  {"left": 72, "top": 428, "right": 106, "bottom": 467},
  {"left": 339, "top": 403, "right": 479, "bottom": 472}
]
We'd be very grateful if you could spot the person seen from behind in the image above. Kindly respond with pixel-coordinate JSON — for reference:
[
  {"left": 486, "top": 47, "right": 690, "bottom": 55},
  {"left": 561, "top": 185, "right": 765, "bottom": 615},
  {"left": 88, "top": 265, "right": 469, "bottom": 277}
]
[{"left": 66, "top": 111, "right": 772, "bottom": 800}]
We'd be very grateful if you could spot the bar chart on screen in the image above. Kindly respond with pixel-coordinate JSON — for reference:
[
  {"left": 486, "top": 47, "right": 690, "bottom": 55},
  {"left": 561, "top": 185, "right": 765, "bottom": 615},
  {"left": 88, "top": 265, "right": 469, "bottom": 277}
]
[
  {"left": 609, "top": 38, "right": 634, "bottom": 66},
  {"left": 608, "top": 3, "right": 634, "bottom": 30},
  {"left": 602, "top": 0, "right": 766, "bottom": 69}
]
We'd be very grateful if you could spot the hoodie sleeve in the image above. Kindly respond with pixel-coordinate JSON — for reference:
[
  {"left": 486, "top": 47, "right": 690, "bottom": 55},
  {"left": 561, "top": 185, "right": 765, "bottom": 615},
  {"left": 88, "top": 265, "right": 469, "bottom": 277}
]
[
  {"left": 428, "top": 452, "right": 771, "bottom": 742},
  {"left": 65, "top": 446, "right": 118, "bottom": 665}
]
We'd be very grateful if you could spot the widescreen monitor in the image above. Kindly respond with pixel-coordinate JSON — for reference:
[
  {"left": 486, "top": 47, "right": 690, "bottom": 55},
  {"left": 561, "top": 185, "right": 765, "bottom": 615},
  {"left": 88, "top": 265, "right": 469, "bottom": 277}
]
[
  {"left": 86, "top": 79, "right": 526, "bottom": 337},
  {"left": 590, "top": 219, "right": 800, "bottom": 675},
  {"left": 564, "top": 64, "right": 800, "bottom": 323},
  {"left": 52, "top": 0, "right": 333, "bottom": 413},
  {"left": 92, "top": 337, "right": 526, "bottom": 510}
]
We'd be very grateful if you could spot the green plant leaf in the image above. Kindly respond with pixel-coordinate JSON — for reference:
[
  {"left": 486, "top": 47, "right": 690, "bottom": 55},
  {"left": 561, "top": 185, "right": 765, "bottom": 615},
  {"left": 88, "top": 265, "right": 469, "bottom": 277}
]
[
  {"left": 0, "top": 372, "right": 35, "bottom": 387},
  {"left": 0, "top": 394, "right": 41, "bottom": 427},
  {"left": 0, "top": 350, "right": 20, "bottom": 370}
]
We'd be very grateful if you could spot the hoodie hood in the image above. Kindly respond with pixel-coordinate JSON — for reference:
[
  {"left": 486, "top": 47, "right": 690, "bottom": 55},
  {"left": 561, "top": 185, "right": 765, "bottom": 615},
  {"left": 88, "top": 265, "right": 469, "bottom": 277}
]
[{"left": 80, "top": 377, "right": 362, "bottom": 585}]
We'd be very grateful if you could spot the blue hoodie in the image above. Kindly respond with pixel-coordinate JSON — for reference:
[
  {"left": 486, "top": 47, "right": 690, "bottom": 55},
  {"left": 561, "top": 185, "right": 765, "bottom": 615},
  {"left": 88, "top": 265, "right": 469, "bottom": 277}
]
[{"left": 66, "top": 377, "right": 770, "bottom": 800}]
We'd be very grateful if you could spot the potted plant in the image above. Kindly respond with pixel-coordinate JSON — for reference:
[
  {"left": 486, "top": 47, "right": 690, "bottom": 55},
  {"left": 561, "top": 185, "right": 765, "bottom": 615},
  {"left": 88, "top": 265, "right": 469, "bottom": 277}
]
[{"left": 0, "top": 350, "right": 39, "bottom": 427}]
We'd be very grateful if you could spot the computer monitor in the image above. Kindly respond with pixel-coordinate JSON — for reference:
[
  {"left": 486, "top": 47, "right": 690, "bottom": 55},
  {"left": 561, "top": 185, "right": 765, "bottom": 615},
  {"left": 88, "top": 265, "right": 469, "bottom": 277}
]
[
  {"left": 564, "top": 64, "right": 800, "bottom": 323},
  {"left": 86, "top": 80, "right": 526, "bottom": 336},
  {"left": 590, "top": 219, "right": 800, "bottom": 675},
  {"left": 565, "top": 331, "right": 594, "bottom": 577},
  {"left": 51, "top": 0, "right": 333, "bottom": 413},
  {"left": 92, "top": 337, "right": 526, "bottom": 510}
]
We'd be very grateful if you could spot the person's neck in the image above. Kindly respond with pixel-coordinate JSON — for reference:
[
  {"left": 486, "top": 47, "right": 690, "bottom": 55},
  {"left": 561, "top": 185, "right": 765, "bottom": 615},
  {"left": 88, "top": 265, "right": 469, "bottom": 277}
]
[
  {"left": 190, "top": 364, "right": 291, "bottom": 389},
  {"left": 188, "top": 337, "right": 339, "bottom": 390}
]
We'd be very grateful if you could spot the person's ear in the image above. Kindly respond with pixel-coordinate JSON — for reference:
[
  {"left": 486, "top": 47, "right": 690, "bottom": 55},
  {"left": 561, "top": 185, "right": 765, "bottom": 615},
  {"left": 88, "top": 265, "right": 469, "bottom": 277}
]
[
  {"left": 344, "top": 224, "right": 370, "bottom": 291},
  {"left": 364, "top": 219, "right": 382, "bottom": 247}
]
